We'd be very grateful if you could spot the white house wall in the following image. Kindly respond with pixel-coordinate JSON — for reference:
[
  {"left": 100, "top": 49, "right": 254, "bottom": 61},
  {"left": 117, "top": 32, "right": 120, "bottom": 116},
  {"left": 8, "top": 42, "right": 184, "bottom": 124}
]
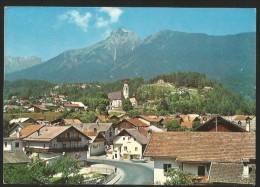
[
  {"left": 113, "top": 135, "right": 143, "bottom": 160},
  {"left": 3, "top": 139, "right": 24, "bottom": 151},
  {"left": 183, "top": 162, "right": 208, "bottom": 176},
  {"left": 89, "top": 141, "right": 105, "bottom": 156},
  {"left": 154, "top": 158, "right": 180, "bottom": 184},
  {"left": 3, "top": 140, "right": 12, "bottom": 151}
]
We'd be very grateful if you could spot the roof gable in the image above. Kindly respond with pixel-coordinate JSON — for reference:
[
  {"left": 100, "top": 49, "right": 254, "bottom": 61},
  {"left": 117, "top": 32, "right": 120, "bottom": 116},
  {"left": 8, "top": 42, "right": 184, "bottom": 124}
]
[
  {"left": 144, "top": 132, "right": 255, "bottom": 162},
  {"left": 195, "top": 116, "right": 247, "bottom": 132}
]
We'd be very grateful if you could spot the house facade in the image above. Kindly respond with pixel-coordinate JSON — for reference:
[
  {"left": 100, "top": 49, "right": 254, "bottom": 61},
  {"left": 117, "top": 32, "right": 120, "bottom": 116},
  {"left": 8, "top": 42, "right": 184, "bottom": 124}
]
[
  {"left": 84, "top": 131, "right": 106, "bottom": 156},
  {"left": 112, "top": 128, "right": 149, "bottom": 160},
  {"left": 195, "top": 115, "right": 247, "bottom": 132},
  {"left": 23, "top": 126, "right": 91, "bottom": 165},
  {"left": 144, "top": 132, "right": 255, "bottom": 185}
]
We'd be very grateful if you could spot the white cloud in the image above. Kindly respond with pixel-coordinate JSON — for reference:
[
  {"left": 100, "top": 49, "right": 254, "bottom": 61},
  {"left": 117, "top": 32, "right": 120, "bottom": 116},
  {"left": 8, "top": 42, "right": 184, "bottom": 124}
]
[
  {"left": 99, "top": 7, "right": 123, "bottom": 23},
  {"left": 59, "top": 10, "right": 92, "bottom": 32},
  {"left": 95, "top": 7, "right": 123, "bottom": 28},
  {"left": 96, "top": 16, "right": 110, "bottom": 28}
]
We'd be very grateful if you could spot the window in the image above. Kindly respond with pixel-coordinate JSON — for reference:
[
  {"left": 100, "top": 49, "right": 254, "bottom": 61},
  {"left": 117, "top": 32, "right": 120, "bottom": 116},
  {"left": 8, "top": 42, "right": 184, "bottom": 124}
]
[
  {"left": 115, "top": 154, "right": 117, "bottom": 158},
  {"left": 15, "top": 142, "right": 19, "bottom": 148},
  {"left": 163, "top": 164, "right": 172, "bottom": 173},
  {"left": 4, "top": 142, "right": 7, "bottom": 147},
  {"left": 134, "top": 138, "right": 136, "bottom": 141},
  {"left": 128, "top": 136, "right": 131, "bottom": 140},
  {"left": 62, "top": 144, "right": 66, "bottom": 148},
  {"left": 124, "top": 146, "right": 127, "bottom": 151},
  {"left": 109, "top": 131, "right": 112, "bottom": 137},
  {"left": 198, "top": 166, "right": 206, "bottom": 176},
  {"left": 123, "top": 137, "right": 125, "bottom": 140},
  {"left": 43, "top": 144, "right": 45, "bottom": 148},
  {"left": 67, "top": 132, "right": 70, "bottom": 138},
  {"left": 135, "top": 147, "right": 138, "bottom": 151},
  {"left": 54, "top": 144, "right": 57, "bottom": 148}
]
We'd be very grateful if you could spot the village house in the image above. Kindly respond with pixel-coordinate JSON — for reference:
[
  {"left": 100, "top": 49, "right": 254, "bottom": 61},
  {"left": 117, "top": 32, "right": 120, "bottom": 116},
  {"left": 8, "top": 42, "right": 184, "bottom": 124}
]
[
  {"left": 144, "top": 131, "right": 255, "bottom": 185},
  {"left": 4, "top": 124, "right": 45, "bottom": 152},
  {"left": 64, "top": 103, "right": 84, "bottom": 111},
  {"left": 83, "top": 131, "right": 106, "bottom": 157},
  {"left": 112, "top": 128, "right": 150, "bottom": 161},
  {"left": 23, "top": 126, "right": 91, "bottom": 166},
  {"left": 233, "top": 115, "right": 253, "bottom": 132},
  {"left": 32, "top": 105, "right": 49, "bottom": 112},
  {"left": 74, "top": 123, "right": 115, "bottom": 145},
  {"left": 115, "top": 118, "right": 149, "bottom": 134},
  {"left": 8, "top": 118, "right": 39, "bottom": 137},
  {"left": 129, "top": 97, "right": 138, "bottom": 107},
  {"left": 135, "top": 115, "right": 163, "bottom": 127},
  {"left": 195, "top": 115, "right": 247, "bottom": 132},
  {"left": 96, "top": 114, "right": 119, "bottom": 123},
  {"left": 9, "top": 117, "right": 37, "bottom": 126}
]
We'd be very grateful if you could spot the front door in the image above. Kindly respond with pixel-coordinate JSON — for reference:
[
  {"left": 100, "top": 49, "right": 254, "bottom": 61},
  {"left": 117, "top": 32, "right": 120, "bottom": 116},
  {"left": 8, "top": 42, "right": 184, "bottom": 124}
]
[
  {"left": 130, "top": 155, "right": 134, "bottom": 159},
  {"left": 198, "top": 166, "right": 206, "bottom": 176}
]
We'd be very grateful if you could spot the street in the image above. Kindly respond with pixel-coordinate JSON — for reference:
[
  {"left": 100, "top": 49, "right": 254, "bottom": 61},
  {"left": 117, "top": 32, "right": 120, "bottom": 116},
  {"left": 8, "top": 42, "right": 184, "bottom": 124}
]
[{"left": 87, "top": 157, "right": 154, "bottom": 185}]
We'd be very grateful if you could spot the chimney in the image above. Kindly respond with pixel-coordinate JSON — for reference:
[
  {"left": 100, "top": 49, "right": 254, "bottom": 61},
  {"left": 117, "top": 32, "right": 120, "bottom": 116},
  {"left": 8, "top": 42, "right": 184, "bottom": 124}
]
[
  {"left": 246, "top": 120, "right": 251, "bottom": 132},
  {"left": 243, "top": 163, "right": 249, "bottom": 177}
]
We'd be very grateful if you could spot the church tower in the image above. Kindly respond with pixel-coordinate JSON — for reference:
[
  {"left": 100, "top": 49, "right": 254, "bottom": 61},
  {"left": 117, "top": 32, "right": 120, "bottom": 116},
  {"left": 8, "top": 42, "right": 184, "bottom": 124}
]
[{"left": 123, "top": 79, "right": 129, "bottom": 99}]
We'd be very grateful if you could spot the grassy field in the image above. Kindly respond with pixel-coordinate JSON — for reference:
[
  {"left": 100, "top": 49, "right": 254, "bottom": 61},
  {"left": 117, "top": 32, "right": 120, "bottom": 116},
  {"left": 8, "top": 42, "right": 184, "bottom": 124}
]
[{"left": 4, "top": 112, "right": 63, "bottom": 122}]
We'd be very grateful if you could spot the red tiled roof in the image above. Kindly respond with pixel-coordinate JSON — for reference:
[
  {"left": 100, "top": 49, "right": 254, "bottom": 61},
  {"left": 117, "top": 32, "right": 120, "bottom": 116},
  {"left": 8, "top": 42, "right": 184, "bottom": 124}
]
[
  {"left": 144, "top": 132, "right": 255, "bottom": 162},
  {"left": 10, "top": 124, "right": 45, "bottom": 139},
  {"left": 64, "top": 103, "right": 80, "bottom": 107},
  {"left": 126, "top": 118, "right": 149, "bottom": 127},
  {"left": 234, "top": 115, "right": 251, "bottom": 121},
  {"left": 162, "top": 117, "right": 174, "bottom": 124}
]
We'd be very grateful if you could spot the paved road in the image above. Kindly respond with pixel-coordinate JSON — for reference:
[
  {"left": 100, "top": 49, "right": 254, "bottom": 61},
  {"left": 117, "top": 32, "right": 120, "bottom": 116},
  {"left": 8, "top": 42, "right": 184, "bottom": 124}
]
[{"left": 87, "top": 157, "right": 154, "bottom": 185}]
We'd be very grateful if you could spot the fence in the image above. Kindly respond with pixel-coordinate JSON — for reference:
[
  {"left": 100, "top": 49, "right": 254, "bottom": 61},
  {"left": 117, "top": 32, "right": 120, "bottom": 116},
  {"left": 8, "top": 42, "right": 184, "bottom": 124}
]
[{"left": 84, "top": 166, "right": 116, "bottom": 184}]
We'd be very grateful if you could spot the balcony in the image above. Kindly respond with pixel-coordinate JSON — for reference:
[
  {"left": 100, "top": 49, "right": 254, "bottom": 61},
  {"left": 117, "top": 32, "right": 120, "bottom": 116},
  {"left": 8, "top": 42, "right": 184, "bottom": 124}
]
[
  {"left": 25, "top": 146, "right": 88, "bottom": 153},
  {"left": 56, "top": 137, "right": 81, "bottom": 142}
]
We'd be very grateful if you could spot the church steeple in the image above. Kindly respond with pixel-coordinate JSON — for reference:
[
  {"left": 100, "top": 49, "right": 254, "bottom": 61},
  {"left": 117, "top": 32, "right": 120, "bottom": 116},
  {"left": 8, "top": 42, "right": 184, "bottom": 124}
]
[{"left": 123, "top": 79, "right": 129, "bottom": 99}]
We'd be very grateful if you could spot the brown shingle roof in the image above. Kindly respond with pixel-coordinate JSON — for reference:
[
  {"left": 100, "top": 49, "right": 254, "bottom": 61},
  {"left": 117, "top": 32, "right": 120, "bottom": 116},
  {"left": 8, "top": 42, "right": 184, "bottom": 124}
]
[
  {"left": 74, "top": 123, "right": 114, "bottom": 132},
  {"left": 24, "top": 126, "right": 91, "bottom": 141},
  {"left": 108, "top": 91, "right": 123, "bottom": 100},
  {"left": 63, "top": 119, "right": 82, "bottom": 125},
  {"left": 137, "top": 115, "right": 162, "bottom": 122},
  {"left": 209, "top": 162, "right": 255, "bottom": 185},
  {"left": 144, "top": 132, "right": 255, "bottom": 162},
  {"left": 118, "top": 128, "right": 149, "bottom": 145},
  {"left": 125, "top": 118, "right": 149, "bottom": 127}
]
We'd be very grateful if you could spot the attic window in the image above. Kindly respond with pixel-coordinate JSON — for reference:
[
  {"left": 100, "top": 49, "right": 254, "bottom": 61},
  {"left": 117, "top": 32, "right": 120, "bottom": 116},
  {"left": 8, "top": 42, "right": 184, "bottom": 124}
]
[
  {"left": 249, "top": 167, "right": 253, "bottom": 174},
  {"left": 238, "top": 121, "right": 241, "bottom": 125}
]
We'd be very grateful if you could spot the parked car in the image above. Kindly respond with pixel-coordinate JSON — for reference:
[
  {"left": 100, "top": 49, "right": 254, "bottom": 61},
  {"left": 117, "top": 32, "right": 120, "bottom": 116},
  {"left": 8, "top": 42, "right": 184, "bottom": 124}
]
[{"left": 131, "top": 158, "right": 148, "bottom": 163}]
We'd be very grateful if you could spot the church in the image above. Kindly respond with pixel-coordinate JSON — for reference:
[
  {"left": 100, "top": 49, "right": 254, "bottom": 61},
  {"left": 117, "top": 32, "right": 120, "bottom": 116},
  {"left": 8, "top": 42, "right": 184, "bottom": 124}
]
[{"left": 107, "top": 79, "right": 130, "bottom": 111}]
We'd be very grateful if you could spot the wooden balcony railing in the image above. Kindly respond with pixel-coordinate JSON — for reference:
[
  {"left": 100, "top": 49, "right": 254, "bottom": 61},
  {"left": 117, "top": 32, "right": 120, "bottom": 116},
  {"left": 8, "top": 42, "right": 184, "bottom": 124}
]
[
  {"left": 56, "top": 137, "right": 81, "bottom": 142},
  {"left": 25, "top": 146, "right": 88, "bottom": 153}
]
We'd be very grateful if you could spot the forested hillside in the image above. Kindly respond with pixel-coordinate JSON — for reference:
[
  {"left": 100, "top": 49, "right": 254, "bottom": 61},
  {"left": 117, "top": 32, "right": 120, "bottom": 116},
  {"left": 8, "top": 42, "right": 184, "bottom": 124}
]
[{"left": 4, "top": 72, "right": 255, "bottom": 115}]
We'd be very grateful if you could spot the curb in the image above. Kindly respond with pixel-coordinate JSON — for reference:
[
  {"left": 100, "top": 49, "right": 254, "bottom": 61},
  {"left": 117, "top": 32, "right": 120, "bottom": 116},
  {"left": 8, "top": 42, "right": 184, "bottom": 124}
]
[{"left": 106, "top": 169, "right": 123, "bottom": 185}]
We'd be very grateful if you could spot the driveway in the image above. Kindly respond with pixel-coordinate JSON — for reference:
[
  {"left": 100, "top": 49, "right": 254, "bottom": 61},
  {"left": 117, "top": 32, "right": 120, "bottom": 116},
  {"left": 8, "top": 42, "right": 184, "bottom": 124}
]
[{"left": 87, "top": 157, "right": 154, "bottom": 185}]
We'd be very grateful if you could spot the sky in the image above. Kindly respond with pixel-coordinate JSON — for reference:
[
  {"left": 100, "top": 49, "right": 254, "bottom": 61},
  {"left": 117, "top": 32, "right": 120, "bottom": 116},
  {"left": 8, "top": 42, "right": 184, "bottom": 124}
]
[{"left": 4, "top": 7, "right": 256, "bottom": 61}]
